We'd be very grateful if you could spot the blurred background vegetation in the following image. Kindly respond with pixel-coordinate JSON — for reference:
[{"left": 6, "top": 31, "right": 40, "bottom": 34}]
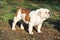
[{"left": 0, "top": 0, "right": 60, "bottom": 30}]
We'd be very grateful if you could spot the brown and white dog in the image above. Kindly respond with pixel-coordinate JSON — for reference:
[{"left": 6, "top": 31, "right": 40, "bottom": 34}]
[{"left": 12, "top": 7, "right": 50, "bottom": 34}]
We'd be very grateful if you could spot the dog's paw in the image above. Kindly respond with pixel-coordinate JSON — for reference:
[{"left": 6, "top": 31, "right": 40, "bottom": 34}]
[
  {"left": 29, "top": 32, "right": 34, "bottom": 34},
  {"left": 12, "top": 28, "right": 16, "bottom": 30},
  {"left": 21, "top": 24, "right": 24, "bottom": 29},
  {"left": 38, "top": 31, "right": 43, "bottom": 33},
  {"left": 20, "top": 26, "right": 24, "bottom": 29}
]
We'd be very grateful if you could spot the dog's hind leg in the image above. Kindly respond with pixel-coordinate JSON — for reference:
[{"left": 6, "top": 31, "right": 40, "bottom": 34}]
[
  {"left": 21, "top": 24, "right": 24, "bottom": 29},
  {"left": 12, "top": 16, "right": 21, "bottom": 30}
]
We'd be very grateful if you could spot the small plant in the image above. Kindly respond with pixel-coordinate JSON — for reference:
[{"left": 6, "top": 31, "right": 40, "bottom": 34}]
[{"left": 0, "top": 13, "right": 14, "bottom": 21}]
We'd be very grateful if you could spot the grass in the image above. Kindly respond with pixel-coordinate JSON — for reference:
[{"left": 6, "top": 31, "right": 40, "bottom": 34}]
[
  {"left": 0, "top": 0, "right": 60, "bottom": 26},
  {"left": 0, "top": 13, "right": 14, "bottom": 21}
]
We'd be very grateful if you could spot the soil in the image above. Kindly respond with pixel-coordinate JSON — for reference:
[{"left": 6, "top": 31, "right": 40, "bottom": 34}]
[{"left": 0, "top": 20, "right": 60, "bottom": 40}]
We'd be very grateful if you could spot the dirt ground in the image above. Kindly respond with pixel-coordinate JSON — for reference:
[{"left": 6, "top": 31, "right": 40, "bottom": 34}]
[{"left": 0, "top": 21, "right": 60, "bottom": 40}]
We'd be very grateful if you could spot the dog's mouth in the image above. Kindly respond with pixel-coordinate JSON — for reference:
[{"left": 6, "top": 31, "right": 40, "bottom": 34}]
[{"left": 41, "top": 15, "right": 49, "bottom": 18}]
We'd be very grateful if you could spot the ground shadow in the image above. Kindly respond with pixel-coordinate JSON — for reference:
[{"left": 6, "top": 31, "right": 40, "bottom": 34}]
[
  {"left": 8, "top": 19, "right": 37, "bottom": 33},
  {"left": 8, "top": 19, "right": 28, "bottom": 32},
  {"left": 8, "top": 19, "right": 13, "bottom": 28},
  {"left": 46, "top": 18, "right": 60, "bottom": 31}
]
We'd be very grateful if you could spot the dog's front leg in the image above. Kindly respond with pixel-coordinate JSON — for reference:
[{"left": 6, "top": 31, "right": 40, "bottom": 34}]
[
  {"left": 29, "top": 23, "right": 34, "bottom": 34},
  {"left": 37, "top": 23, "right": 42, "bottom": 33}
]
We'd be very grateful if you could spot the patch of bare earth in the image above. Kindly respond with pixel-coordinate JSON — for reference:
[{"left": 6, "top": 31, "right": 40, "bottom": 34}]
[{"left": 0, "top": 21, "right": 60, "bottom": 40}]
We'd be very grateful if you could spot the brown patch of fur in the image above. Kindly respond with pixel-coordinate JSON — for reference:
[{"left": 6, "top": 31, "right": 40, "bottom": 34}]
[
  {"left": 21, "top": 8, "right": 30, "bottom": 14},
  {"left": 25, "top": 14, "right": 30, "bottom": 22},
  {"left": 21, "top": 8, "right": 30, "bottom": 22},
  {"left": 15, "top": 7, "right": 30, "bottom": 22}
]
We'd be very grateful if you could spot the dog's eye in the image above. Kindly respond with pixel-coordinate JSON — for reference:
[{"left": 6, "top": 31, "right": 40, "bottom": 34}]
[
  {"left": 48, "top": 12, "right": 50, "bottom": 14},
  {"left": 45, "top": 12, "right": 47, "bottom": 14}
]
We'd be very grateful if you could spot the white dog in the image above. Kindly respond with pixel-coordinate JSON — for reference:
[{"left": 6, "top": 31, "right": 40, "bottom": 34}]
[{"left": 12, "top": 8, "right": 50, "bottom": 34}]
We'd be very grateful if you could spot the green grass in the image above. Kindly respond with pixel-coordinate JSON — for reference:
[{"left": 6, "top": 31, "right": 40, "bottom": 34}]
[
  {"left": 0, "top": 13, "right": 14, "bottom": 21},
  {"left": 0, "top": 0, "right": 60, "bottom": 21}
]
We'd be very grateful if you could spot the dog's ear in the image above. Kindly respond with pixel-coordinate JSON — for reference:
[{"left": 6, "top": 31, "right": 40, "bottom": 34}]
[{"left": 37, "top": 11, "right": 41, "bottom": 16}]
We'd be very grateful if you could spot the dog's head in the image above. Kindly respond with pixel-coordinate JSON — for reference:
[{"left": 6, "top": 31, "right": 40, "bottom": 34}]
[{"left": 36, "top": 8, "right": 50, "bottom": 19}]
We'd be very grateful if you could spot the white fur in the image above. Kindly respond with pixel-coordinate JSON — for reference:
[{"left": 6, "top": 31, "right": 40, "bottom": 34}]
[
  {"left": 21, "top": 24, "right": 24, "bottom": 29},
  {"left": 12, "top": 8, "right": 50, "bottom": 34}
]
